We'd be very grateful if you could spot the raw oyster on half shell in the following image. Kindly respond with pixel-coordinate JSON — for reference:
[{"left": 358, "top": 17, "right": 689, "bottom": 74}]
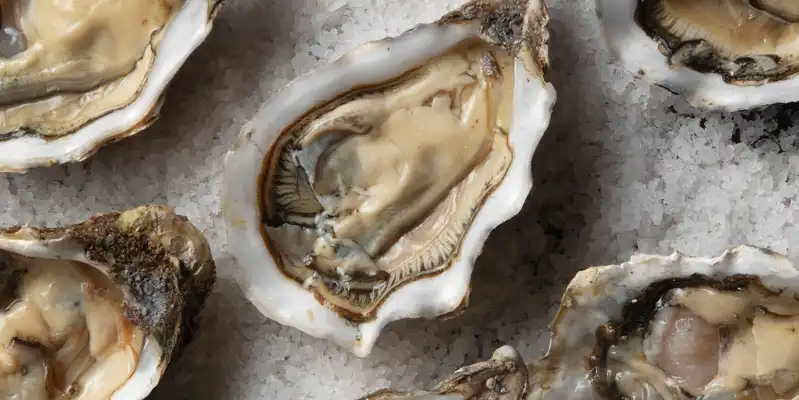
[
  {"left": 0, "top": 205, "right": 215, "bottom": 399},
  {"left": 222, "top": 0, "right": 556, "bottom": 356},
  {"left": 357, "top": 346, "right": 529, "bottom": 399},
  {"left": 528, "top": 245, "right": 799, "bottom": 399},
  {"left": 597, "top": 0, "right": 799, "bottom": 111},
  {"left": 0, "top": 0, "right": 224, "bottom": 172}
]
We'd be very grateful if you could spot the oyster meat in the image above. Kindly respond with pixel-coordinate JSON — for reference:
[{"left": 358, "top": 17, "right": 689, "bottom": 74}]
[
  {"left": 528, "top": 245, "right": 799, "bottom": 399},
  {"left": 0, "top": 205, "right": 215, "bottom": 399},
  {"left": 0, "top": 0, "right": 224, "bottom": 172},
  {"left": 357, "top": 346, "right": 529, "bottom": 400},
  {"left": 270, "top": 44, "right": 518, "bottom": 314},
  {"left": 597, "top": 0, "right": 799, "bottom": 111},
  {"left": 222, "top": 0, "right": 556, "bottom": 356}
]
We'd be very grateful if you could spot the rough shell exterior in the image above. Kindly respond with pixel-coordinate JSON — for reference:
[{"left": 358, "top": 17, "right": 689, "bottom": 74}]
[{"left": 0, "top": 205, "right": 216, "bottom": 367}]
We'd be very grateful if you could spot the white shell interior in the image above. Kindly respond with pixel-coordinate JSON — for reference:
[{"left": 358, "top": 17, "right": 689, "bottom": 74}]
[
  {"left": 222, "top": 20, "right": 556, "bottom": 357},
  {"left": 528, "top": 245, "right": 799, "bottom": 399},
  {"left": 0, "top": 0, "right": 218, "bottom": 173},
  {"left": 595, "top": 0, "right": 799, "bottom": 112},
  {"left": 0, "top": 232, "right": 167, "bottom": 400}
]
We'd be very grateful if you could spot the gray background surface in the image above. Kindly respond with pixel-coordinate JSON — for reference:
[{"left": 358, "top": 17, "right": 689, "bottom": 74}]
[{"left": 3, "top": 0, "right": 798, "bottom": 398}]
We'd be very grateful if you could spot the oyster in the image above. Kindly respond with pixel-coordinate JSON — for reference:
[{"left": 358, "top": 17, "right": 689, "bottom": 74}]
[
  {"left": 0, "top": 0, "right": 225, "bottom": 172},
  {"left": 596, "top": 0, "right": 799, "bottom": 111},
  {"left": 527, "top": 245, "right": 799, "bottom": 399},
  {"left": 222, "top": 0, "right": 556, "bottom": 356},
  {"left": 357, "top": 345, "right": 529, "bottom": 399},
  {"left": 0, "top": 205, "right": 215, "bottom": 399}
]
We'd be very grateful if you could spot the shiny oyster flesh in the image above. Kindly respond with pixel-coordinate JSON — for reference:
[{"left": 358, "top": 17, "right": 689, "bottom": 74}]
[
  {"left": 0, "top": 0, "right": 224, "bottom": 172},
  {"left": 357, "top": 346, "right": 529, "bottom": 400},
  {"left": 268, "top": 43, "right": 517, "bottom": 316},
  {"left": 223, "top": 0, "right": 556, "bottom": 356},
  {"left": 0, "top": 205, "right": 215, "bottom": 399},
  {"left": 527, "top": 245, "right": 799, "bottom": 399},
  {"left": 597, "top": 0, "right": 799, "bottom": 110}
]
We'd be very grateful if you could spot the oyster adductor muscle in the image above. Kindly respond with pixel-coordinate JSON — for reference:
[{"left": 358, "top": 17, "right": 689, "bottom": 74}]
[
  {"left": 527, "top": 246, "right": 799, "bottom": 399},
  {"left": 0, "top": 205, "right": 215, "bottom": 399}
]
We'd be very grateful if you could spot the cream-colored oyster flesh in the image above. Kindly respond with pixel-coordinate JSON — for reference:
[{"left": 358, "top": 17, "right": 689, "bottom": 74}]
[
  {"left": 0, "top": 205, "right": 215, "bottom": 399},
  {"left": 636, "top": 0, "right": 799, "bottom": 85},
  {"left": 0, "top": 0, "right": 223, "bottom": 172},
  {"left": 265, "top": 42, "right": 516, "bottom": 317},
  {"left": 0, "top": 258, "right": 146, "bottom": 398},
  {"left": 526, "top": 245, "right": 799, "bottom": 399},
  {"left": 0, "top": 0, "right": 184, "bottom": 138},
  {"left": 357, "top": 346, "right": 529, "bottom": 400},
  {"left": 223, "top": 0, "right": 556, "bottom": 356}
]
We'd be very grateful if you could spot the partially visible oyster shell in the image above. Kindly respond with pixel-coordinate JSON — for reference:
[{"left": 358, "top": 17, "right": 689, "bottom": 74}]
[
  {"left": 528, "top": 245, "right": 799, "bottom": 399},
  {"left": 357, "top": 346, "right": 529, "bottom": 400},
  {"left": 0, "top": 205, "right": 215, "bottom": 399},
  {"left": 358, "top": 246, "right": 799, "bottom": 399},
  {"left": 222, "top": 0, "right": 556, "bottom": 357},
  {"left": 596, "top": 0, "right": 799, "bottom": 111},
  {"left": 0, "top": 0, "right": 225, "bottom": 172}
]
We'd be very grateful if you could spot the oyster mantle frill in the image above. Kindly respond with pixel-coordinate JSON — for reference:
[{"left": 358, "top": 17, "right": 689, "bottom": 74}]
[
  {"left": 0, "top": 205, "right": 216, "bottom": 399},
  {"left": 222, "top": 0, "right": 556, "bottom": 357},
  {"left": 596, "top": 0, "right": 799, "bottom": 111},
  {"left": 0, "top": 0, "right": 224, "bottom": 172}
]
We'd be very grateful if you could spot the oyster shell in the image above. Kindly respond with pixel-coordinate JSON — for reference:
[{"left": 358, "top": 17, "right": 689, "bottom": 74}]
[
  {"left": 222, "top": 0, "right": 556, "bottom": 356},
  {"left": 0, "top": 205, "right": 215, "bottom": 399},
  {"left": 357, "top": 346, "right": 529, "bottom": 399},
  {"left": 596, "top": 0, "right": 799, "bottom": 111},
  {"left": 0, "top": 0, "right": 225, "bottom": 172},
  {"left": 528, "top": 245, "right": 799, "bottom": 399}
]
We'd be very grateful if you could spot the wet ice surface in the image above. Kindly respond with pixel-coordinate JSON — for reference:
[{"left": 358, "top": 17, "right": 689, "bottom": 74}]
[{"left": 1, "top": 0, "right": 799, "bottom": 399}]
